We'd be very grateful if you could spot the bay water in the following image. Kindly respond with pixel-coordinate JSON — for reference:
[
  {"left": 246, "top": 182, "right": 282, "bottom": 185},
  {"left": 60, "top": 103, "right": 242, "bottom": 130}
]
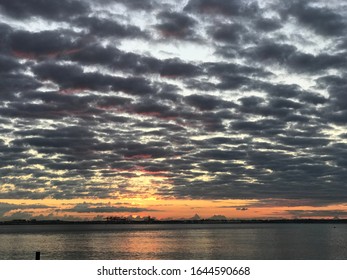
[{"left": 0, "top": 223, "right": 346, "bottom": 260}]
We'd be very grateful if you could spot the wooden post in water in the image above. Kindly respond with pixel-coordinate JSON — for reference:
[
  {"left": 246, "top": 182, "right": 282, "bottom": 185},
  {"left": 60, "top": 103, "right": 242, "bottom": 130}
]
[{"left": 35, "top": 251, "right": 40, "bottom": 260}]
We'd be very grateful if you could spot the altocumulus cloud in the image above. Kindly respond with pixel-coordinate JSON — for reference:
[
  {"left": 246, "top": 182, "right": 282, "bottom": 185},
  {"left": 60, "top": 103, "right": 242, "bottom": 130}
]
[{"left": 0, "top": 0, "right": 347, "bottom": 208}]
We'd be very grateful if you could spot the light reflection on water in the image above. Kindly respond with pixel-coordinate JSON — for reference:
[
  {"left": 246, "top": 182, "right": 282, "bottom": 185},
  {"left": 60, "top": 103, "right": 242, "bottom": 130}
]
[{"left": 0, "top": 224, "right": 346, "bottom": 260}]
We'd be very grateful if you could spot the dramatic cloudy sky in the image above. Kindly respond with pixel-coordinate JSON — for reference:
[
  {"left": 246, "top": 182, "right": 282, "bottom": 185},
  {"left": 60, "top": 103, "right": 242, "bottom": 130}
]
[{"left": 1, "top": 0, "right": 347, "bottom": 220}]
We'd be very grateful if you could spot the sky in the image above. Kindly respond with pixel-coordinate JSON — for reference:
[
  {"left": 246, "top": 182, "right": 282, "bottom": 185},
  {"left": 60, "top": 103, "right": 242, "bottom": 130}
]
[{"left": 0, "top": 0, "right": 347, "bottom": 221}]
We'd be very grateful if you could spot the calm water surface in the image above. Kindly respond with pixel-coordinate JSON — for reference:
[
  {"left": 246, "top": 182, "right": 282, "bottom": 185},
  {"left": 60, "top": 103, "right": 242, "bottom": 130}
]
[{"left": 0, "top": 223, "right": 346, "bottom": 260}]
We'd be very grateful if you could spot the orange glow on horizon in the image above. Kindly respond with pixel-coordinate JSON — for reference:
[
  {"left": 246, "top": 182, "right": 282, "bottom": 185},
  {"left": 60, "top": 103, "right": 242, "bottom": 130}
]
[{"left": 1, "top": 197, "right": 347, "bottom": 221}]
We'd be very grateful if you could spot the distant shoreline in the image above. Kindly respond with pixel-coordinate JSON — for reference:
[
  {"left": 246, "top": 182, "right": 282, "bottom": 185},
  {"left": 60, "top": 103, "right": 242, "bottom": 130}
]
[{"left": 1, "top": 219, "right": 346, "bottom": 225}]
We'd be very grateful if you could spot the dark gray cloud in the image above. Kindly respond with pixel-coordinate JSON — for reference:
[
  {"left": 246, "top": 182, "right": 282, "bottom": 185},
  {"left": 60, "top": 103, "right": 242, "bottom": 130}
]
[
  {"left": 76, "top": 16, "right": 148, "bottom": 38},
  {"left": 286, "top": 210, "right": 347, "bottom": 218},
  {"left": 243, "top": 41, "right": 347, "bottom": 73},
  {"left": 243, "top": 42, "right": 296, "bottom": 64},
  {"left": 64, "top": 202, "right": 160, "bottom": 213},
  {"left": 156, "top": 11, "right": 198, "bottom": 40},
  {"left": 284, "top": 1, "right": 346, "bottom": 37},
  {"left": 210, "top": 23, "right": 245, "bottom": 44},
  {"left": 0, "top": 202, "right": 55, "bottom": 217},
  {"left": 254, "top": 17, "right": 282, "bottom": 32},
  {"left": 184, "top": 0, "right": 259, "bottom": 17},
  {"left": 159, "top": 59, "right": 201, "bottom": 77},
  {"left": 0, "top": 0, "right": 346, "bottom": 211},
  {"left": 288, "top": 52, "right": 347, "bottom": 73},
  {"left": 0, "top": 73, "right": 41, "bottom": 101},
  {"left": 32, "top": 62, "right": 155, "bottom": 95},
  {"left": 116, "top": 0, "right": 156, "bottom": 11},
  {"left": 9, "top": 30, "right": 82, "bottom": 58},
  {"left": 185, "top": 94, "right": 232, "bottom": 111},
  {"left": 0, "top": 0, "right": 89, "bottom": 20},
  {"left": 0, "top": 55, "right": 21, "bottom": 73}
]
